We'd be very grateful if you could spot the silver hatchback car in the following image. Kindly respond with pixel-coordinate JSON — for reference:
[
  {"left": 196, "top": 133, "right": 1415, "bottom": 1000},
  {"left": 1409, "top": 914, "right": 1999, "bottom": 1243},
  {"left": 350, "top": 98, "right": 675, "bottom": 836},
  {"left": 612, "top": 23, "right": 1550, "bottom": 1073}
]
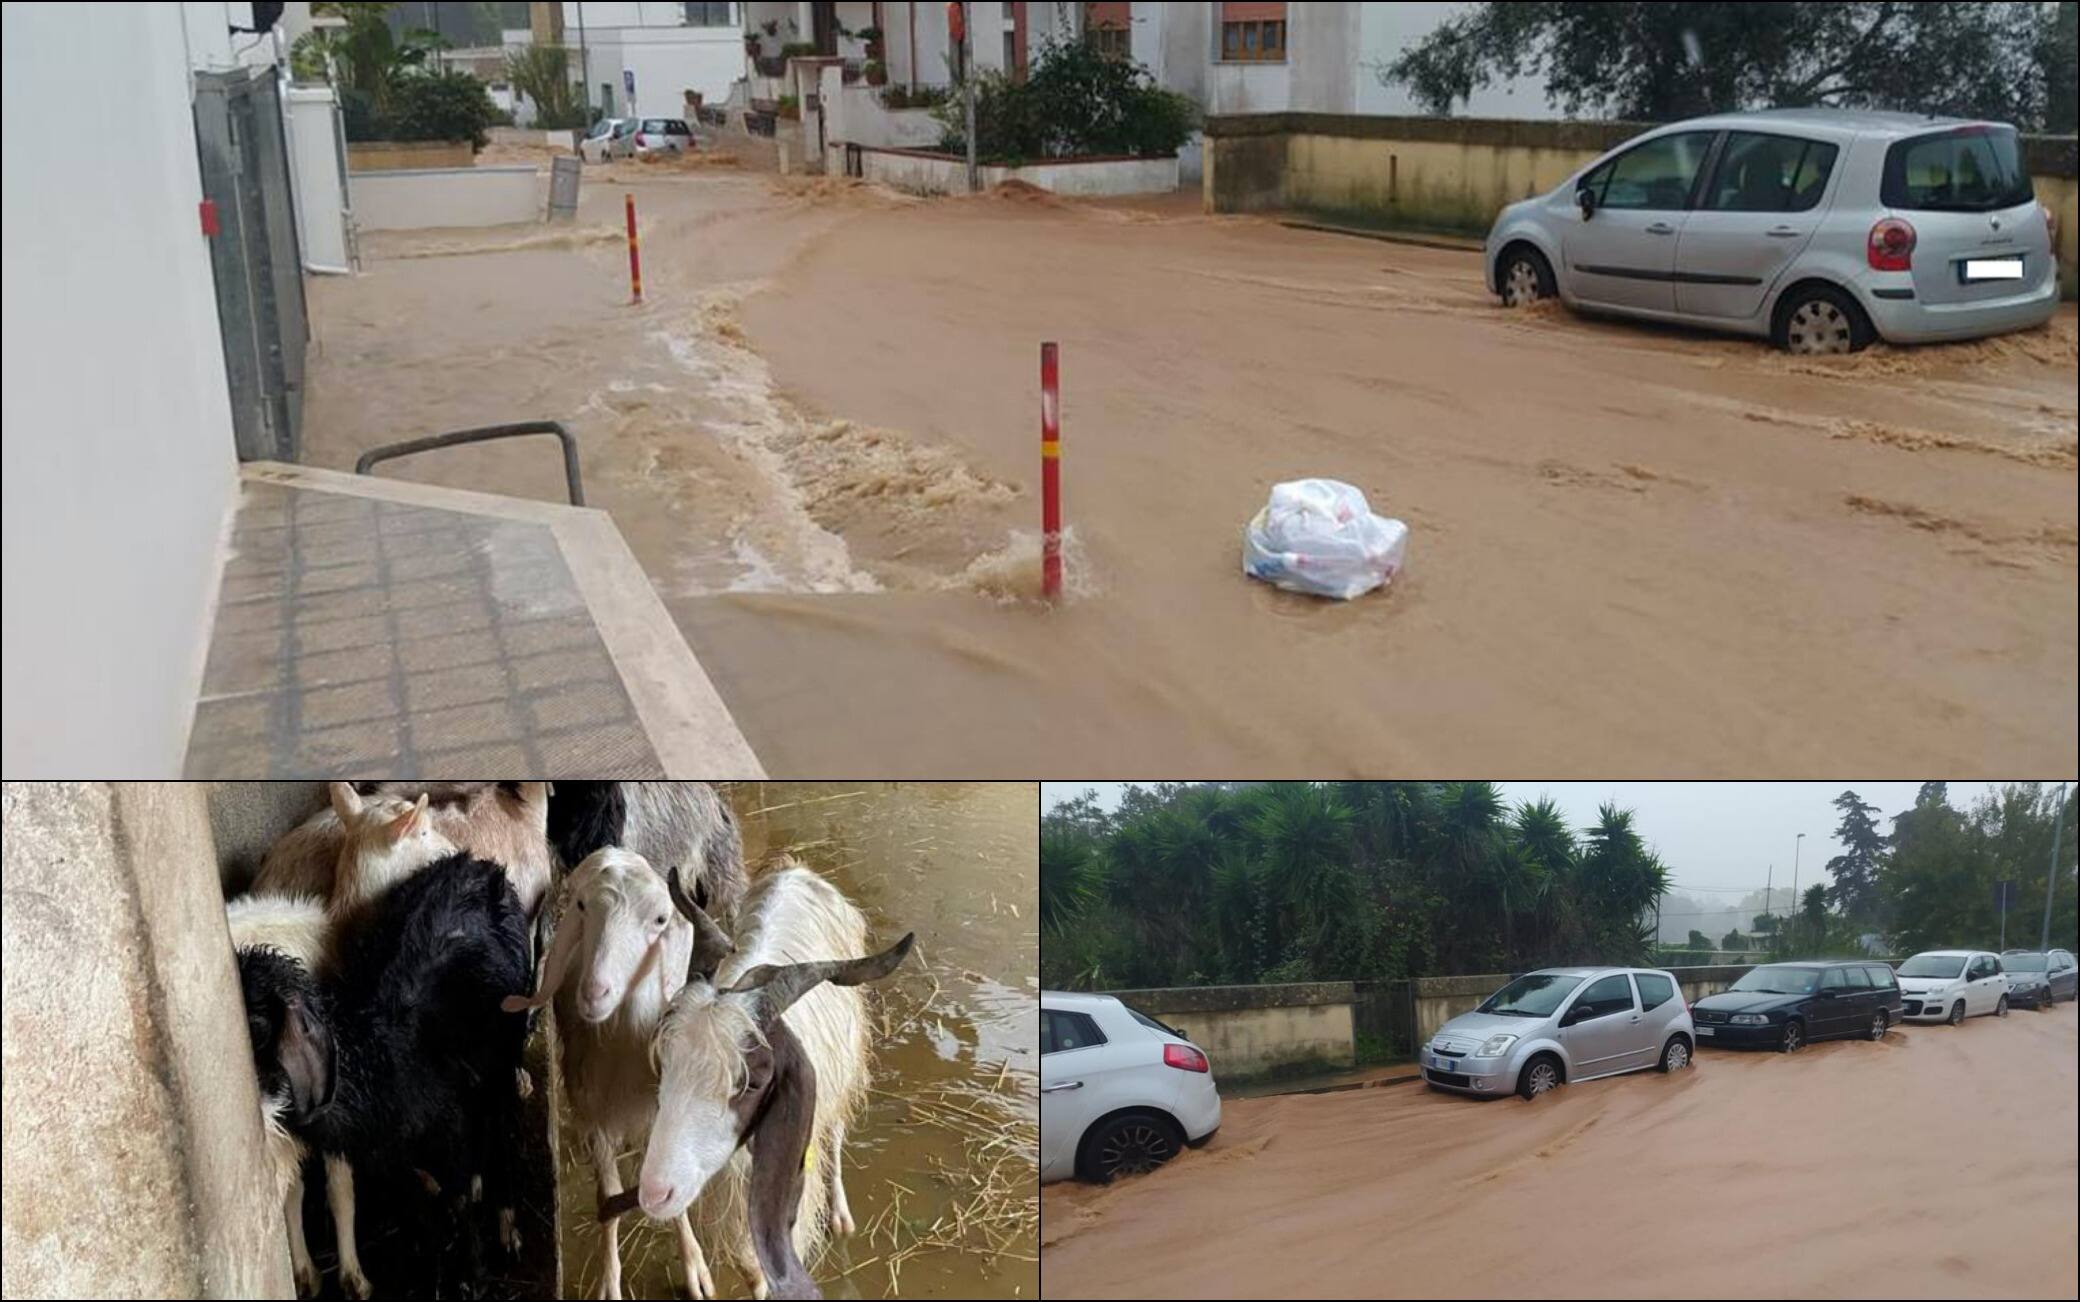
[
  {"left": 1484, "top": 109, "right": 2059, "bottom": 353},
  {"left": 1423, "top": 966, "right": 1695, "bottom": 1100}
]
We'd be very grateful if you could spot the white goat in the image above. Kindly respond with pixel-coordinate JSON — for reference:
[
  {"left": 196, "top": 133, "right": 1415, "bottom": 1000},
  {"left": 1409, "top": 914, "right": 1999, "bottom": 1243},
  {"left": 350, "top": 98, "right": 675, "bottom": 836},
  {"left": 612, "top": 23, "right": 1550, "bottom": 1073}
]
[
  {"left": 501, "top": 847, "right": 735, "bottom": 1299},
  {"left": 226, "top": 891, "right": 329, "bottom": 1298},
  {"left": 636, "top": 861, "right": 914, "bottom": 1301}
]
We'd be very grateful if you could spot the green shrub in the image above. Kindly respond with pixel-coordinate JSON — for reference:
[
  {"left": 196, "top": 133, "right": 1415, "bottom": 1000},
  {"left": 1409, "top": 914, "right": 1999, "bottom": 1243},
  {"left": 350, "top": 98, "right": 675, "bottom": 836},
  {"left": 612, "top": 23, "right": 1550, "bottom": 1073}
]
[
  {"left": 383, "top": 69, "right": 502, "bottom": 150},
  {"left": 935, "top": 34, "right": 1198, "bottom": 162}
]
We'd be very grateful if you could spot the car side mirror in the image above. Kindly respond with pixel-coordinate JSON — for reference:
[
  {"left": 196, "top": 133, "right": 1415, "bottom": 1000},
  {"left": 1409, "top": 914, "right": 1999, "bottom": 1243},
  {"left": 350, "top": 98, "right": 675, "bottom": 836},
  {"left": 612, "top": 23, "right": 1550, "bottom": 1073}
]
[{"left": 1576, "top": 186, "right": 1598, "bottom": 219}]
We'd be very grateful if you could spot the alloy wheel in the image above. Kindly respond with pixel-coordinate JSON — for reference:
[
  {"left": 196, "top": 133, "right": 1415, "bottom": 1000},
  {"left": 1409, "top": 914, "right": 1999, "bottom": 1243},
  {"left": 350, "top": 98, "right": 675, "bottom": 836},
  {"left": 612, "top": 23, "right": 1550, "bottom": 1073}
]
[
  {"left": 1526, "top": 1061, "right": 1558, "bottom": 1096},
  {"left": 1782, "top": 1022, "right": 1804, "bottom": 1052},
  {"left": 1872, "top": 1011, "right": 1888, "bottom": 1040},
  {"left": 1096, "top": 1120, "right": 1174, "bottom": 1178},
  {"left": 1665, "top": 1041, "right": 1689, "bottom": 1070},
  {"left": 1784, "top": 299, "right": 1853, "bottom": 354}
]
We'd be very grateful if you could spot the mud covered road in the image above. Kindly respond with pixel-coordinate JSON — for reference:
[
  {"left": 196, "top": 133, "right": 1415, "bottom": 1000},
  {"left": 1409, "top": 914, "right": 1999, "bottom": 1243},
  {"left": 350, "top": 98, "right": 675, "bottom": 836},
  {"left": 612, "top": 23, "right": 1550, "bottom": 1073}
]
[
  {"left": 1041, "top": 1002, "right": 2079, "bottom": 1299},
  {"left": 302, "top": 162, "right": 2077, "bottom": 774}
]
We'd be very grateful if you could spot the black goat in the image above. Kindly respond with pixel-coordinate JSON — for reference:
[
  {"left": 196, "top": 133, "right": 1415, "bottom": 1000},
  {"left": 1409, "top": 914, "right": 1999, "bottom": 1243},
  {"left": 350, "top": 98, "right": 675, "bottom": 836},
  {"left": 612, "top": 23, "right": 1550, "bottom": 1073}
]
[{"left": 241, "top": 852, "right": 532, "bottom": 1298}]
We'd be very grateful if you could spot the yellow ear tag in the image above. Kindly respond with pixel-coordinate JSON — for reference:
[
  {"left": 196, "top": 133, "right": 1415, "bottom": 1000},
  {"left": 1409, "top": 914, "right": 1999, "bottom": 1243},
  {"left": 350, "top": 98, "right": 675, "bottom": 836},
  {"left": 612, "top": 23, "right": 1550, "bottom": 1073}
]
[{"left": 803, "top": 1144, "right": 816, "bottom": 1175}]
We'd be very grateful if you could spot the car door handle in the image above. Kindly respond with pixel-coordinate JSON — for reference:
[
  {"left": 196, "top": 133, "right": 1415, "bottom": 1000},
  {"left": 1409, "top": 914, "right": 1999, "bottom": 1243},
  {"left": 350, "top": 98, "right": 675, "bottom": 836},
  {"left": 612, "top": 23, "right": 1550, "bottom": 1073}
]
[
  {"left": 1766, "top": 226, "right": 1803, "bottom": 238},
  {"left": 1041, "top": 1081, "right": 1084, "bottom": 1093},
  {"left": 1644, "top": 221, "right": 1675, "bottom": 235}
]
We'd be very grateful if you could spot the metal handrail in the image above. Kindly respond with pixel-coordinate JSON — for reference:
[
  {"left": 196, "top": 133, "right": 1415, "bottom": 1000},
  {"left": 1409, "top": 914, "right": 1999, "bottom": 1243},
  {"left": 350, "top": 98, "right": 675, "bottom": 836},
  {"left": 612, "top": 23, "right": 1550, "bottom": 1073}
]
[{"left": 354, "top": 420, "right": 585, "bottom": 506}]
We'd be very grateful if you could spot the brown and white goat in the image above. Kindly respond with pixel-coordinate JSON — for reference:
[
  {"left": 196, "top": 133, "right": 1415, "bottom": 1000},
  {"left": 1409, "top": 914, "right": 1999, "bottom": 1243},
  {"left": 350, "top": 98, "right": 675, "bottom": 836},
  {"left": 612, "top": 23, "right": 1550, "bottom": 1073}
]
[{"left": 634, "top": 860, "right": 913, "bottom": 1300}]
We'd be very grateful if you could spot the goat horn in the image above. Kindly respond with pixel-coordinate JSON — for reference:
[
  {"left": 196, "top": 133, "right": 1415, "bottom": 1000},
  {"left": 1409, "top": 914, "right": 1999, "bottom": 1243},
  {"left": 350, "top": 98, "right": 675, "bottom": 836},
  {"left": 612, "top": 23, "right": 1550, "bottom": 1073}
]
[
  {"left": 668, "top": 865, "right": 734, "bottom": 982},
  {"left": 725, "top": 931, "right": 916, "bottom": 1017}
]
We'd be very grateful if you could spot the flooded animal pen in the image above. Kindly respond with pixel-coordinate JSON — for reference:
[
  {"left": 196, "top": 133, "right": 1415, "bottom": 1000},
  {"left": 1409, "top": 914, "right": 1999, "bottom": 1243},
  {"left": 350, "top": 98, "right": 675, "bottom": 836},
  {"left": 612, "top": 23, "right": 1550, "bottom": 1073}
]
[{"left": 554, "top": 781, "right": 1039, "bottom": 1299}]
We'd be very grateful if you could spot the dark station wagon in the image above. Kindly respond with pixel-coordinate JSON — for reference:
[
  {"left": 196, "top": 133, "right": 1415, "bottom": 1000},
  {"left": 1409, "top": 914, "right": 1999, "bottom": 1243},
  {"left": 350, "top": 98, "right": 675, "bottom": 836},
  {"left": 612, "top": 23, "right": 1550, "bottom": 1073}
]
[{"left": 1690, "top": 959, "right": 1903, "bottom": 1052}]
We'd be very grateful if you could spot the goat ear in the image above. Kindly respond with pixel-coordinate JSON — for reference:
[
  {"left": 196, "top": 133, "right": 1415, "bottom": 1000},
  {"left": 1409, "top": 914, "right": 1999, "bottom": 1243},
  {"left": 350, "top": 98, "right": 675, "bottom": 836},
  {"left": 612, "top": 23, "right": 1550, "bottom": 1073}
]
[
  {"left": 745, "top": 1023, "right": 821, "bottom": 1300},
  {"left": 728, "top": 932, "right": 916, "bottom": 1020},
  {"left": 280, "top": 994, "right": 334, "bottom": 1120},
  {"left": 668, "top": 865, "right": 734, "bottom": 983},
  {"left": 329, "top": 781, "right": 364, "bottom": 824},
  {"left": 386, "top": 793, "right": 430, "bottom": 842},
  {"left": 502, "top": 892, "right": 584, "bottom": 1013}
]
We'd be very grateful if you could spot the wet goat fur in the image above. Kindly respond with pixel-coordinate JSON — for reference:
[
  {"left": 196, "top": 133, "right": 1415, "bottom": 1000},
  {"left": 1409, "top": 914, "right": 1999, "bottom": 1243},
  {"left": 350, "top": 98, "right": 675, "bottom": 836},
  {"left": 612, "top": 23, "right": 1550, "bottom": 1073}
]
[
  {"left": 261, "top": 853, "right": 533, "bottom": 1292},
  {"left": 548, "top": 781, "right": 748, "bottom": 923}
]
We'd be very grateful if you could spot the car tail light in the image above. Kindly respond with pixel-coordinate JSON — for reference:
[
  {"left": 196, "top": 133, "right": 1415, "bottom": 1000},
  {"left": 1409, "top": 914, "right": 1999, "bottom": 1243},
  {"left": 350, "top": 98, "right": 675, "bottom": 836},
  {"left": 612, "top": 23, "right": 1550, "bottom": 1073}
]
[
  {"left": 1163, "top": 1043, "right": 1209, "bottom": 1073},
  {"left": 2043, "top": 203, "right": 2058, "bottom": 246},
  {"left": 1867, "top": 217, "right": 1915, "bottom": 271}
]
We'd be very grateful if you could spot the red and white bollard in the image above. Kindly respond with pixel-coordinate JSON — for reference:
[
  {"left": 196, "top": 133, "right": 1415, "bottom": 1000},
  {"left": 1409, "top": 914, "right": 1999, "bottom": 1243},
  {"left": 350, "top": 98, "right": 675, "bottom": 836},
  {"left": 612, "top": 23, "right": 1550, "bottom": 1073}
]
[
  {"left": 1040, "top": 341, "right": 1062, "bottom": 602},
  {"left": 625, "top": 192, "right": 643, "bottom": 304}
]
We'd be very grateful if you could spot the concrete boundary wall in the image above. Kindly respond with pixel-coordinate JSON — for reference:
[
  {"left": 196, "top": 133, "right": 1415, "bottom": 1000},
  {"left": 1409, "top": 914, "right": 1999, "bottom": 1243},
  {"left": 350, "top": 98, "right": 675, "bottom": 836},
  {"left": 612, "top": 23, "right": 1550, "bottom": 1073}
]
[
  {"left": 349, "top": 165, "right": 542, "bottom": 230},
  {"left": 1102, "top": 982, "right": 1357, "bottom": 1077},
  {"left": 2, "top": 783, "right": 289, "bottom": 1299},
  {"left": 346, "top": 140, "right": 474, "bottom": 172},
  {"left": 858, "top": 146, "right": 1180, "bottom": 196},
  {"left": 1204, "top": 111, "right": 2080, "bottom": 295}
]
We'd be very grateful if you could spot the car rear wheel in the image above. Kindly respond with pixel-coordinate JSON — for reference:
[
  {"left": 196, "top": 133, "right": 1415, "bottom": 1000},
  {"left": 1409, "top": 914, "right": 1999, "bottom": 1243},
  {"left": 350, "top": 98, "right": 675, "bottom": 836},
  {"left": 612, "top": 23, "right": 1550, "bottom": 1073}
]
[
  {"left": 1498, "top": 245, "right": 1556, "bottom": 307},
  {"left": 1077, "top": 1110, "right": 1183, "bottom": 1184},
  {"left": 1773, "top": 283, "right": 1873, "bottom": 354},
  {"left": 1779, "top": 1019, "right": 1805, "bottom": 1053},
  {"left": 1996, "top": 994, "right": 2009, "bottom": 1018},
  {"left": 1517, "top": 1054, "right": 1563, "bottom": 1100},
  {"left": 1658, "top": 1036, "right": 1691, "bottom": 1072},
  {"left": 1946, "top": 1001, "right": 1966, "bottom": 1026},
  {"left": 1867, "top": 1009, "right": 1889, "bottom": 1041}
]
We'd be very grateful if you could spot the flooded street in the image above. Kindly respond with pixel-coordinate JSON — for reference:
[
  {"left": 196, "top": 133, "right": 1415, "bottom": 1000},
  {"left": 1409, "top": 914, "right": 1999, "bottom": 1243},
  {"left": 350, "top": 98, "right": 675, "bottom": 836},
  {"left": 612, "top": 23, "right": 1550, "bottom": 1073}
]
[
  {"left": 556, "top": 781, "right": 1038, "bottom": 1299},
  {"left": 1041, "top": 1002, "right": 2080, "bottom": 1299},
  {"left": 301, "top": 156, "right": 2076, "bottom": 774}
]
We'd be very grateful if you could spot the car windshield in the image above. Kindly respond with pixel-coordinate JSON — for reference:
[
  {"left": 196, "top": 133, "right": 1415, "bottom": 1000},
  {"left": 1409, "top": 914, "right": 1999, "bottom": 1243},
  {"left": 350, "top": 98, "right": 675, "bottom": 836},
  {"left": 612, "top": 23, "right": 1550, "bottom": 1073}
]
[
  {"left": 1729, "top": 965, "right": 1819, "bottom": 995},
  {"left": 1882, "top": 126, "right": 2034, "bottom": 212},
  {"left": 586, "top": 120, "right": 614, "bottom": 139},
  {"left": 1477, "top": 973, "right": 1585, "bottom": 1017},
  {"left": 2003, "top": 953, "right": 2047, "bottom": 971},
  {"left": 1898, "top": 954, "right": 1968, "bottom": 978}
]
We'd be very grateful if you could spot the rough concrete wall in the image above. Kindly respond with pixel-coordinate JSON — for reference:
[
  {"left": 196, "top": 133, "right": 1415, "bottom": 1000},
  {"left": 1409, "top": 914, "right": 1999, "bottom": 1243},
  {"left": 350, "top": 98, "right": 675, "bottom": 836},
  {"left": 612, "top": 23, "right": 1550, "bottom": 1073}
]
[
  {"left": 2, "top": 783, "right": 290, "bottom": 1300},
  {"left": 1204, "top": 131, "right": 1290, "bottom": 212},
  {"left": 1173, "top": 1003, "right": 1355, "bottom": 1077},
  {"left": 207, "top": 781, "right": 326, "bottom": 893}
]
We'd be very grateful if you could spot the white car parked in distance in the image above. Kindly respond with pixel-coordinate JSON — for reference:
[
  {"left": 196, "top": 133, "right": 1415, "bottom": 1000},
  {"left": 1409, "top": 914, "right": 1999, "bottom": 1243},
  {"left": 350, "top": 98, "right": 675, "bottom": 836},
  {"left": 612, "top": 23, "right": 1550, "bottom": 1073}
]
[
  {"left": 1040, "top": 990, "right": 1221, "bottom": 1184},
  {"left": 1896, "top": 949, "right": 2011, "bottom": 1024}
]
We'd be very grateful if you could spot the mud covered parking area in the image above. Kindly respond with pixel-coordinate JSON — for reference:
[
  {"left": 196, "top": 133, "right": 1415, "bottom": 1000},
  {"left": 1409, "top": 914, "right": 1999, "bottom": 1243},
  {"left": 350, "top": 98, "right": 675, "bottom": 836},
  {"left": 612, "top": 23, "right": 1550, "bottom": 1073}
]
[
  {"left": 1040, "top": 1002, "right": 2079, "bottom": 1299},
  {"left": 300, "top": 172, "right": 2078, "bottom": 773}
]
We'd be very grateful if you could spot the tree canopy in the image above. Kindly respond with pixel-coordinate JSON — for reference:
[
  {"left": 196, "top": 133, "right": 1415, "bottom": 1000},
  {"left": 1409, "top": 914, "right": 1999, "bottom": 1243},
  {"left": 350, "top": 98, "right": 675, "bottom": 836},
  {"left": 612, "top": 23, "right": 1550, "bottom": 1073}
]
[
  {"left": 1382, "top": 1, "right": 2076, "bottom": 132},
  {"left": 1039, "top": 782, "right": 1668, "bottom": 990}
]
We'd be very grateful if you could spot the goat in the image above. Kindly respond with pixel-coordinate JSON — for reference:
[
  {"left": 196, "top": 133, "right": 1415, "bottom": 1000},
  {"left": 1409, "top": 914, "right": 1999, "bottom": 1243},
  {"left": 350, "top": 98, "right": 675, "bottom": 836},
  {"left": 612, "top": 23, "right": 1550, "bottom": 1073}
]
[
  {"left": 500, "top": 847, "right": 735, "bottom": 1299},
  {"left": 637, "top": 860, "right": 914, "bottom": 1300},
  {"left": 246, "top": 852, "right": 533, "bottom": 1299},
  {"left": 548, "top": 782, "right": 748, "bottom": 924},
  {"left": 228, "top": 892, "right": 330, "bottom": 1298},
  {"left": 254, "top": 782, "right": 552, "bottom": 921}
]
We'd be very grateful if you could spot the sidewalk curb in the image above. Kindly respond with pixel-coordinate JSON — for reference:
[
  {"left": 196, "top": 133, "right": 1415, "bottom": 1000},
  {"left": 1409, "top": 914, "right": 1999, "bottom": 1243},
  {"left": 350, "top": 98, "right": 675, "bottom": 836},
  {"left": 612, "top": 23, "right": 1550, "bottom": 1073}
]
[{"left": 1279, "top": 218, "right": 1485, "bottom": 254}]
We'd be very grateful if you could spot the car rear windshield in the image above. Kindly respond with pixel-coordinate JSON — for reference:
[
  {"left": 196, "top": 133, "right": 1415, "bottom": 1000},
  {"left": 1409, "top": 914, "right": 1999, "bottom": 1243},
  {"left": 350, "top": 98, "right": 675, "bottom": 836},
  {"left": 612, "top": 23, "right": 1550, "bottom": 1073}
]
[
  {"left": 1898, "top": 954, "right": 1968, "bottom": 978},
  {"left": 1124, "top": 1005, "right": 1187, "bottom": 1038},
  {"left": 2003, "top": 953, "right": 2048, "bottom": 971},
  {"left": 1477, "top": 973, "right": 1585, "bottom": 1017},
  {"left": 1730, "top": 965, "right": 1820, "bottom": 994},
  {"left": 1882, "top": 126, "right": 2033, "bottom": 211}
]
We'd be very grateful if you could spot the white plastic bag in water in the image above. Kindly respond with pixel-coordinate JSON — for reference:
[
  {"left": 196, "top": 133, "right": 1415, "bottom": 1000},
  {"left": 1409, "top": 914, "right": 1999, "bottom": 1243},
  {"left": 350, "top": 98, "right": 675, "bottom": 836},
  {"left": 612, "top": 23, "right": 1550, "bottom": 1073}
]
[{"left": 1242, "top": 478, "right": 1409, "bottom": 600}]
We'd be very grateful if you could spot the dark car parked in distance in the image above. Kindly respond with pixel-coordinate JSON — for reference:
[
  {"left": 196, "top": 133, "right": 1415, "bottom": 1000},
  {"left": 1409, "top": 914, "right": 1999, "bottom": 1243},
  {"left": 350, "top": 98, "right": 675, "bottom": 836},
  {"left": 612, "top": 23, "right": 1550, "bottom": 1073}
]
[
  {"left": 1691, "top": 959, "right": 1902, "bottom": 1052},
  {"left": 2000, "top": 949, "right": 2079, "bottom": 1008}
]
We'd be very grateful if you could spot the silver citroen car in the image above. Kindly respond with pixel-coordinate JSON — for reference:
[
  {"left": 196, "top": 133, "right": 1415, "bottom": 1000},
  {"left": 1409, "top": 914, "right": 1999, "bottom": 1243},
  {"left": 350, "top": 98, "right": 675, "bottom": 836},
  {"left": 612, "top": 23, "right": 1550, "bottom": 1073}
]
[
  {"left": 1484, "top": 109, "right": 2059, "bottom": 353},
  {"left": 1422, "top": 966, "right": 1695, "bottom": 1100}
]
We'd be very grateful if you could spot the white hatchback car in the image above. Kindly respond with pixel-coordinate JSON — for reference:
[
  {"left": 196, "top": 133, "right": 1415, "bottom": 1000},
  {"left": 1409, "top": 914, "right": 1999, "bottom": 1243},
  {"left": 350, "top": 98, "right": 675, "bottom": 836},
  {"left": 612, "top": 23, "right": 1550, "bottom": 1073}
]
[
  {"left": 1040, "top": 991, "right": 1221, "bottom": 1184},
  {"left": 1896, "top": 949, "right": 2011, "bottom": 1024}
]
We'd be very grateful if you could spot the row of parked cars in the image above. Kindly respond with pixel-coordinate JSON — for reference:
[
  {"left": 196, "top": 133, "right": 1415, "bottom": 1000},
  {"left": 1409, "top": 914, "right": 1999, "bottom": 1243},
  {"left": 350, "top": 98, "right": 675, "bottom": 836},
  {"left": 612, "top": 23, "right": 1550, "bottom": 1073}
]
[{"left": 1039, "top": 945, "right": 2077, "bottom": 1184}]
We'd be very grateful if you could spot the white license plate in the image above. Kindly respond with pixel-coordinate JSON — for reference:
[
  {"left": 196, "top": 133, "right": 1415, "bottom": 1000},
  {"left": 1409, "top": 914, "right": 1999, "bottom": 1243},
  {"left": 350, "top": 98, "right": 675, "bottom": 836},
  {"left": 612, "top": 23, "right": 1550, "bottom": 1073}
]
[
  {"left": 1696, "top": 1025, "right": 1715, "bottom": 1036},
  {"left": 1427, "top": 1053, "right": 1456, "bottom": 1071},
  {"left": 1963, "top": 258, "right": 2024, "bottom": 281}
]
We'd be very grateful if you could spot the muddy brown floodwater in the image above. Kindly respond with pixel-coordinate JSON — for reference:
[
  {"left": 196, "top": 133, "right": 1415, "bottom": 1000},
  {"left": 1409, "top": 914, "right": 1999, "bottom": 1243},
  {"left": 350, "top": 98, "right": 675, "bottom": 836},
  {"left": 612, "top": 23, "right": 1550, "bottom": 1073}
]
[
  {"left": 1041, "top": 1002, "right": 2080, "bottom": 1299},
  {"left": 555, "top": 782, "right": 1037, "bottom": 1299},
  {"left": 301, "top": 160, "right": 2077, "bottom": 773}
]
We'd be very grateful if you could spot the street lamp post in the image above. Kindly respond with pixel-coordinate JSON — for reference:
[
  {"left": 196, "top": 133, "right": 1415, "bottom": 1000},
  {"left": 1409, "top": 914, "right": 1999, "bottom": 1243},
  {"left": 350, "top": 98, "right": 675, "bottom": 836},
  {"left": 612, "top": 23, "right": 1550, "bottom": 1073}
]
[
  {"left": 2043, "top": 783, "right": 2068, "bottom": 955},
  {"left": 1789, "top": 833, "right": 1805, "bottom": 946}
]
